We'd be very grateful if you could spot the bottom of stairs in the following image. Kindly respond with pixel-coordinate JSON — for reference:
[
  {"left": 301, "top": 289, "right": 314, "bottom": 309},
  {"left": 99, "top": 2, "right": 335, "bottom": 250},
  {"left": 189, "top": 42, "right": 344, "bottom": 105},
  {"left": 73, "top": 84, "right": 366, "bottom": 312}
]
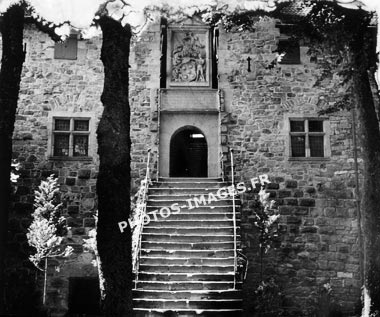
[
  {"left": 133, "top": 308, "right": 243, "bottom": 317},
  {"left": 133, "top": 289, "right": 243, "bottom": 317}
]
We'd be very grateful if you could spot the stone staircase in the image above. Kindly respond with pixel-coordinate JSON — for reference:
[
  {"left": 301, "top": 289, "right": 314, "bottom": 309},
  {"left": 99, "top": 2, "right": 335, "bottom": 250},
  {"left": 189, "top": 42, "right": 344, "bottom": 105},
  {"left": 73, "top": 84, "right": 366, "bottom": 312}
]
[{"left": 133, "top": 177, "right": 243, "bottom": 317}]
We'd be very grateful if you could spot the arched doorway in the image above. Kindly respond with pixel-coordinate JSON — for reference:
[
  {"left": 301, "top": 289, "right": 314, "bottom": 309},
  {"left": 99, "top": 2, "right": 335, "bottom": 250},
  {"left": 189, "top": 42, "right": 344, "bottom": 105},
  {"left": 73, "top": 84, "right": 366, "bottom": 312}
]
[{"left": 170, "top": 126, "right": 208, "bottom": 177}]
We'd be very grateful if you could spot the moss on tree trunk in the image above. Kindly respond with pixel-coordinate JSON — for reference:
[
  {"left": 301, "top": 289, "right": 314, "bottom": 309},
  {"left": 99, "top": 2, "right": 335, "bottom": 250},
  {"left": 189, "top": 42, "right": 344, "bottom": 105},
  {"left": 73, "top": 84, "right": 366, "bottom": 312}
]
[
  {"left": 0, "top": 4, "right": 25, "bottom": 312},
  {"left": 96, "top": 16, "right": 133, "bottom": 316}
]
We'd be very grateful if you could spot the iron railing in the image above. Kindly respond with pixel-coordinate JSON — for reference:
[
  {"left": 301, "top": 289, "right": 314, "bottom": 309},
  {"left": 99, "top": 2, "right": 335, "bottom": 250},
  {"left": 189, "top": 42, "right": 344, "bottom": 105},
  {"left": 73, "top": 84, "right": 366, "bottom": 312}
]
[
  {"left": 218, "top": 89, "right": 224, "bottom": 182},
  {"left": 229, "top": 149, "right": 238, "bottom": 289},
  {"left": 220, "top": 150, "right": 225, "bottom": 182},
  {"left": 156, "top": 89, "right": 161, "bottom": 181},
  {"left": 228, "top": 149, "right": 249, "bottom": 288},
  {"left": 132, "top": 149, "right": 151, "bottom": 289}
]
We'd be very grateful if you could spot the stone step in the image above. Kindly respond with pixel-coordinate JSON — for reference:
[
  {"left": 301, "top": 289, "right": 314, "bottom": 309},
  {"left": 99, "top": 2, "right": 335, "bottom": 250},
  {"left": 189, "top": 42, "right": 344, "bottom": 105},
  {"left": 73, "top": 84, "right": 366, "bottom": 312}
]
[
  {"left": 151, "top": 182, "right": 228, "bottom": 189},
  {"left": 149, "top": 187, "right": 226, "bottom": 195},
  {"left": 147, "top": 194, "right": 237, "bottom": 200},
  {"left": 133, "top": 308, "right": 243, "bottom": 317},
  {"left": 137, "top": 272, "right": 234, "bottom": 282},
  {"left": 154, "top": 179, "right": 226, "bottom": 185},
  {"left": 158, "top": 177, "right": 222, "bottom": 182},
  {"left": 143, "top": 226, "right": 239, "bottom": 235},
  {"left": 141, "top": 233, "right": 240, "bottom": 243},
  {"left": 143, "top": 212, "right": 241, "bottom": 222},
  {"left": 140, "top": 249, "right": 236, "bottom": 258},
  {"left": 133, "top": 289, "right": 242, "bottom": 300},
  {"left": 146, "top": 206, "right": 240, "bottom": 214},
  {"left": 134, "top": 281, "right": 241, "bottom": 291},
  {"left": 146, "top": 205, "right": 237, "bottom": 211},
  {"left": 133, "top": 298, "right": 242, "bottom": 310},
  {"left": 139, "top": 256, "right": 235, "bottom": 266},
  {"left": 144, "top": 219, "right": 240, "bottom": 228},
  {"left": 141, "top": 241, "right": 238, "bottom": 250},
  {"left": 148, "top": 193, "right": 237, "bottom": 200},
  {"left": 147, "top": 200, "right": 239, "bottom": 208},
  {"left": 139, "top": 264, "right": 234, "bottom": 274},
  {"left": 147, "top": 202, "right": 239, "bottom": 212}
]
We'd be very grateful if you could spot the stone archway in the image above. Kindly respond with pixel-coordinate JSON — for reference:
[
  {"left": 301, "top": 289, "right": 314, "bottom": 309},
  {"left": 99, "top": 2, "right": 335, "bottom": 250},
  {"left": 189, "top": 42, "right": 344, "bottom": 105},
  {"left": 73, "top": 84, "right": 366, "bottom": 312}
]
[{"left": 169, "top": 126, "right": 208, "bottom": 177}]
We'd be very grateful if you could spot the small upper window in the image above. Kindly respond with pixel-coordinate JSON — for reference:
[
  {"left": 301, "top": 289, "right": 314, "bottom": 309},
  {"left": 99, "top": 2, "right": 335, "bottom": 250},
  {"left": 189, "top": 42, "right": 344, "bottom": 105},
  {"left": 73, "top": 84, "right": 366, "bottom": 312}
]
[
  {"left": 54, "top": 34, "right": 78, "bottom": 60},
  {"left": 278, "top": 39, "right": 300, "bottom": 65},
  {"left": 52, "top": 118, "right": 90, "bottom": 157},
  {"left": 289, "top": 119, "right": 326, "bottom": 158}
]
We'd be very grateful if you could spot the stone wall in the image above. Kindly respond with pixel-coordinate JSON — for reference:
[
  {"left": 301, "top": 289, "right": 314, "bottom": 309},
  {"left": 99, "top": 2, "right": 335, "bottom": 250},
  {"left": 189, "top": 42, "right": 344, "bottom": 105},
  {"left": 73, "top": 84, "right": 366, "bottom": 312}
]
[
  {"left": 7, "top": 25, "right": 104, "bottom": 316},
  {"left": 4, "top": 16, "right": 363, "bottom": 316},
  {"left": 216, "top": 18, "right": 361, "bottom": 315},
  {"left": 5, "top": 21, "right": 162, "bottom": 315},
  {"left": 129, "top": 20, "right": 161, "bottom": 189}
]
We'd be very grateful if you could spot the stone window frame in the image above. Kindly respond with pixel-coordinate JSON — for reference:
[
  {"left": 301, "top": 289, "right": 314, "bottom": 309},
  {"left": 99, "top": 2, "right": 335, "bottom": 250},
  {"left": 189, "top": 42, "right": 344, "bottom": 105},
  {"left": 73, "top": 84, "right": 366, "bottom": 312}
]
[
  {"left": 277, "top": 38, "right": 301, "bottom": 65},
  {"left": 284, "top": 114, "right": 331, "bottom": 161},
  {"left": 276, "top": 24, "right": 303, "bottom": 65},
  {"left": 47, "top": 111, "right": 96, "bottom": 161},
  {"left": 166, "top": 25, "right": 212, "bottom": 88},
  {"left": 54, "top": 34, "right": 78, "bottom": 60}
]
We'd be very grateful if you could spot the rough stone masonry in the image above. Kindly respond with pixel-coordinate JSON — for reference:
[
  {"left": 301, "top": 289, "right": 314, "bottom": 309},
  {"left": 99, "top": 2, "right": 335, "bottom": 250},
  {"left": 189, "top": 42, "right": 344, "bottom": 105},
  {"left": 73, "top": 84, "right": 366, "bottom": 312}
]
[{"left": 3, "top": 15, "right": 363, "bottom": 316}]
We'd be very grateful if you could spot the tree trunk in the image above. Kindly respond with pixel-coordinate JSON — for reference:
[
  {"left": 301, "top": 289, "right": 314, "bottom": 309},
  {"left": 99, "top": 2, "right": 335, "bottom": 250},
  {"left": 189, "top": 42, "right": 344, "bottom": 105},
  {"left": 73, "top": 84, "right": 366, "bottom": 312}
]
[
  {"left": 96, "top": 16, "right": 133, "bottom": 316},
  {"left": 0, "top": 4, "right": 25, "bottom": 312},
  {"left": 354, "top": 69, "right": 380, "bottom": 313},
  {"left": 43, "top": 257, "right": 47, "bottom": 305}
]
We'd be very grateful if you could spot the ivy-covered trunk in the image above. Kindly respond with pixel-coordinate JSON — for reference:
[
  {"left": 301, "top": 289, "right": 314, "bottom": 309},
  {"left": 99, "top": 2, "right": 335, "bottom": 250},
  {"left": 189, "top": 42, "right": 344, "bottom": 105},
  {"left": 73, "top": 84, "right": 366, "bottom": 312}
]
[
  {"left": 0, "top": 4, "right": 25, "bottom": 312},
  {"left": 347, "top": 14, "right": 380, "bottom": 311},
  {"left": 353, "top": 70, "right": 380, "bottom": 313},
  {"left": 96, "top": 16, "right": 133, "bottom": 316}
]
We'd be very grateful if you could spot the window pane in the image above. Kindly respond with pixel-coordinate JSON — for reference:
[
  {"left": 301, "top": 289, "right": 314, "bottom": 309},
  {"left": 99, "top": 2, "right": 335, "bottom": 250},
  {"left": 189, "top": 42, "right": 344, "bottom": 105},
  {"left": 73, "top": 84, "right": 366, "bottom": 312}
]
[
  {"left": 290, "top": 120, "right": 305, "bottom": 132},
  {"left": 54, "top": 134, "right": 70, "bottom": 156},
  {"left": 309, "top": 120, "right": 323, "bottom": 132},
  {"left": 74, "top": 120, "right": 89, "bottom": 131},
  {"left": 278, "top": 40, "right": 300, "bottom": 64},
  {"left": 73, "top": 135, "right": 89, "bottom": 157},
  {"left": 310, "top": 135, "right": 324, "bottom": 157},
  {"left": 55, "top": 119, "right": 70, "bottom": 131},
  {"left": 291, "top": 136, "right": 305, "bottom": 157},
  {"left": 54, "top": 35, "right": 78, "bottom": 60}
]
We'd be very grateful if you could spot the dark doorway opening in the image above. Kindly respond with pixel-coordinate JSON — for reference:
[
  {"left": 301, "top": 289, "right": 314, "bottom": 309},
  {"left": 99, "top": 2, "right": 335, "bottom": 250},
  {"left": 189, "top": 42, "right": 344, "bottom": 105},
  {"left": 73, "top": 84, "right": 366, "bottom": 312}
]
[
  {"left": 170, "top": 127, "right": 208, "bottom": 177},
  {"left": 67, "top": 277, "right": 102, "bottom": 316}
]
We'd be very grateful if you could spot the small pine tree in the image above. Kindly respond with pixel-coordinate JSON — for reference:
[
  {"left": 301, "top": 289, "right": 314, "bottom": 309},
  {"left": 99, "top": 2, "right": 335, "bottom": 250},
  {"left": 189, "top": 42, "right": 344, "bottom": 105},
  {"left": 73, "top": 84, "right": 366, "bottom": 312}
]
[
  {"left": 253, "top": 188, "right": 281, "bottom": 280},
  {"left": 27, "top": 175, "right": 72, "bottom": 305},
  {"left": 252, "top": 188, "right": 283, "bottom": 316}
]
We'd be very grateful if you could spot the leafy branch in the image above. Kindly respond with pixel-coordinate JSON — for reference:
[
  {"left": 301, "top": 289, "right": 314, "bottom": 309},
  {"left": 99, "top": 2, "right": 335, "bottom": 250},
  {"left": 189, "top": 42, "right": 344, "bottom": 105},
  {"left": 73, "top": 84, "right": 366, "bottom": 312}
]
[{"left": 83, "top": 212, "right": 106, "bottom": 300}]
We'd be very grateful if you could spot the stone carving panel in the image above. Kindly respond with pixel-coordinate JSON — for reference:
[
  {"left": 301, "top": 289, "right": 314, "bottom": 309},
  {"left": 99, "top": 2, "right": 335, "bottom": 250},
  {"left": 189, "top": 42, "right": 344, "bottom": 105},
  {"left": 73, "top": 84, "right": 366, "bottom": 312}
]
[{"left": 169, "top": 29, "right": 210, "bottom": 87}]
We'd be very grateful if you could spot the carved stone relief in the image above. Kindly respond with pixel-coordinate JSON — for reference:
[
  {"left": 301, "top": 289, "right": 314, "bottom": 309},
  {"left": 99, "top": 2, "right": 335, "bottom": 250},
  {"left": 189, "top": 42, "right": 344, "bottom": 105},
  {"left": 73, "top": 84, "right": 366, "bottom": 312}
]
[{"left": 169, "top": 29, "right": 209, "bottom": 86}]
